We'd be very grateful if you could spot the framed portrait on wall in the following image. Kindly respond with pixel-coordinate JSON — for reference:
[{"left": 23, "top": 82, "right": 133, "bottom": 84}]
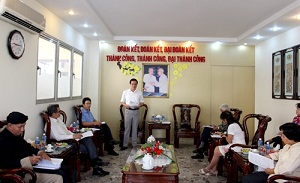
[
  {"left": 272, "top": 52, "right": 282, "bottom": 98},
  {"left": 142, "top": 64, "right": 169, "bottom": 98},
  {"left": 284, "top": 48, "right": 294, "bottom": 98}
]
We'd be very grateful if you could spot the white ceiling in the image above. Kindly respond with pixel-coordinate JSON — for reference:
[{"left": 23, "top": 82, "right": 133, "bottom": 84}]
[{"left": 36, "top": 0, "right": 300, "bottom": 45}]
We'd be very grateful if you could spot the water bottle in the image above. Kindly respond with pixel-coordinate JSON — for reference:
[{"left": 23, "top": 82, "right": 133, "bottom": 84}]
[
  {"left": 161, "top": 114, "right": 165, "bottom": 122},
  {"left": 41, "top": 133, "right": 47, "bottom": 148},
  {"left": 72, "top": 122, "right": 77, "bottom": 128},
  {"left": 266, "top": 142, "right": 271, "bottom": 155},
  {"left": 152, "top": 114, "right": 155, "bottom": 122},
  {"left": 35, "top": 137, "right": 40, "bottom": 149},
  {"left": 258, "top": 138, "right": 263, "bottom": 153}
]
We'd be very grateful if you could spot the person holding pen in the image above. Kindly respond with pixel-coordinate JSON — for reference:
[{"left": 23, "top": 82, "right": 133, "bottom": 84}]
[{"left": 0, "top": 111, "right": 63, "bottom": 183}]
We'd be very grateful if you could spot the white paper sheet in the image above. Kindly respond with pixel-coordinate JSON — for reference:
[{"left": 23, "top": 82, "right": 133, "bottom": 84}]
[
  {"left": 33, "top": 158, "right": 63, "bottom": 170},
  {"left": 210, "top": 134, "right": 221, "bottom": 138},
  {"left": 248, "top": 151, "right": 274, "bottom": 170}
]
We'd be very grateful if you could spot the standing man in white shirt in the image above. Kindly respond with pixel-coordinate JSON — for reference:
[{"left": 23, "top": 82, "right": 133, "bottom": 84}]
[
  {"left": 120, "top": 78, "right": 144, "bottom": 150},
  {"left": 155, "top": 67, "right": 168, "bottom": 94}
]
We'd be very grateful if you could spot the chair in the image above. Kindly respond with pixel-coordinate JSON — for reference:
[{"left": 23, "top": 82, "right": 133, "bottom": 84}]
[
  {"left": 230, "top": 108, "right": 242, "bottom": 122},
  {"left": 226, "top": 114, "right": 272, "bottom": 183},
  {"left": 119, "top": 104, "right": 148, "bottom": 147},
  {"left": 0, "top": 168, "right": 37, "bottom": 183},
  {"left": 73, "top": 105, "right": 104, "bottom": 156},
  {"left": 40, "top": 110, "right": 82, "bottom": 181},
  {"left": 207, "top": 108, "right": 242, "bottom": 158},
  {"left": 173, "top": 104, "right": 201, "bottom": 148},
  {"left": 267, "top": 174, "right": 300, "bottom": 183},
  {"left": 0, "top": 122, "right": 37, "bottom": 183}
]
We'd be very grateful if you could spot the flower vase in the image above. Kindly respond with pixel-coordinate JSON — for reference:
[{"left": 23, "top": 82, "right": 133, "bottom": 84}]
[{"left": 142, "top": 153, "right": 154, "bottom": 170}]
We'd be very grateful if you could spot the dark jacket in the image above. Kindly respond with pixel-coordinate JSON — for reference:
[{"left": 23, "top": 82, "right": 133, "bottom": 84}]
[{"left": 0, "top": 128, "right": 39, "bottom": 168}]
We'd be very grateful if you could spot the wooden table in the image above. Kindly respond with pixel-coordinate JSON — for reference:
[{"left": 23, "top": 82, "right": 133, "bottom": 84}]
[
  {"left": 122, "top": 145, "right": 179, "bottom": 183},
  {"left": 46, "top": 144, "right": 81, "bottom": 182},
  {"left": 228, "top": 152, "right": 254, "bottom": 183},
  {"left": 208, "top": 136, "right": 227, "bottom": 175},
  {"left": 147, "top": 122, "right": 171, "bottom": 144}
]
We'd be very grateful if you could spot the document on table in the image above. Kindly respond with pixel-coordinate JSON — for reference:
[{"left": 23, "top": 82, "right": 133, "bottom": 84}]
[
  {"left": 203, "top": 125, "right": 214, "bottom": 128},
  {"left": 210, "top": 134, "right": 221, "bottom": 138},
  {"left": 248, "top": 151, "right": 274, "bottom": 169},
  {"left": 33, "top": 158, "right": 63, "bottom": 170},
  {"left": 91, "top": 128, "right": 100, "bottom": 132}
]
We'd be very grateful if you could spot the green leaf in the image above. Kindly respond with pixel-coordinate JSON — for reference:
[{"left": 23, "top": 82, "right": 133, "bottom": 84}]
[
  {"left": 134, "top": 154, "right": 145, "bottom": 160},
  {"left": 162, "top": 153, "right": 175, "bottom": 163},
  {"left": 141, "top": 143, "right": 152, "bottom": 148}
]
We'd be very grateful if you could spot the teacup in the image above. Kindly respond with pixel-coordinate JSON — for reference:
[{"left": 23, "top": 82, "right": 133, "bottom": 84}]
[{"left": 46, "top": 144, "right": 53, "bottom": 151}]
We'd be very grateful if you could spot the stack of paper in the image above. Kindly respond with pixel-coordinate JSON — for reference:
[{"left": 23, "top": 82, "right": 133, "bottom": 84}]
[{"left": 33, "top": 158, "right": 63, "bottom": 170}]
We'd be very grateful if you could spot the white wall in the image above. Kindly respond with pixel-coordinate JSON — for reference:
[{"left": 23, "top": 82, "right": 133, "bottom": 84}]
[
  {"left": 0, "top": 0, "right": 99, "bottom": 140},
  {"left": 255, "top": 26, "right": 300, "bottom": 140}
]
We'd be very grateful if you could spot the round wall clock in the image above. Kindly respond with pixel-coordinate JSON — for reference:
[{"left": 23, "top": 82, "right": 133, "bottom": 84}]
[{"left": 7, "top": 30, "right": 25, "bottom": 59}]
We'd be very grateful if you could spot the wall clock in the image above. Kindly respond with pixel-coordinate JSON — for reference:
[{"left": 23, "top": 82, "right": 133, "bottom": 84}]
[{"left": 7, "top": 30, "right": 25, "bottom": 59}]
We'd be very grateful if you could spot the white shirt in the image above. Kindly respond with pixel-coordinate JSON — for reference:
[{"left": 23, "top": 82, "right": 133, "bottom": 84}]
[
  {"left": 269, "top": 142, "right": 300, "bottom": 177},
  {"left": 143, "top": 74, "right": 156, "bottom": 92},
  {"left": 155, "top": 74, "right": 168, "bottom": 93},
  {"left": 120, "top": 89, "right": 144, "bottom": 107},
  {"left": 227, "top": 123, "right": 245, "bottom": 145},
  {"left": 48, "top": 117, "right": 73, "bottom": 141}
]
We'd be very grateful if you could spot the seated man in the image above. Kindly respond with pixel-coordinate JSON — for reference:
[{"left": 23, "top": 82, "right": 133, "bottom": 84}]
[
  {"left": 0, "top": 111, "right": 63, "bottom": 183},
  {"left": 46, "top": 104, "right": 110, "bottom": 176},
  {"left": 81, "top": 97, "right": 118, "bottom": 156},
  {"left": 191, "top": 103, "right": 230, "bottom": 159}
]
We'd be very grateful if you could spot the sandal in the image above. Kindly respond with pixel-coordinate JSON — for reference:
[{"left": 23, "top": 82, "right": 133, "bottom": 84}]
[
  {"left": 206, "top": 170, "right": 218, "bottom": 176},
  {"left": 199, "top": 168, "right": 210, "bottom": 175}
]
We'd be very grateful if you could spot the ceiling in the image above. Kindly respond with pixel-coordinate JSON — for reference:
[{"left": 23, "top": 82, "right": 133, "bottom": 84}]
[{"left": 36, "top": 0, "right": 300, "bottom": 45}]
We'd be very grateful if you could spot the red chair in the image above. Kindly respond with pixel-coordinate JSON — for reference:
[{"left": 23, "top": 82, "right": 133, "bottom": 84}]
[
  {"left": 40, "top": 111, "right": 83, "bottom": 181},
  {"left": 173, "top": 104, "right": 201, "bottom": 148},
  {"left": 0, "top": 168, "right": 37, "bottom": 183},
  {"left": 267, "top": 174, "right": 300, "bottom": 183},
  {"left": 226, "top": 114, "right": 272, "bottom": 183},
  {"left": 73, "top": 105, "right": 104, "bottom": 156}
]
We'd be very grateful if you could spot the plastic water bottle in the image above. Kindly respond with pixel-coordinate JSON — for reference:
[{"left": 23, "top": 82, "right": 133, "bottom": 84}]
[
  {"left": 266, "top": 141, "right": 271, "bottom": 155},
  {"left": 35, "top": 137, "right": 40, "bottom": 149},
  {"left": 72, "top": 122, "right": 77, "bottom": 128},
  {"left": 258, "top": 138, "right": 263, "bottom": 153},
  {"left": 41, "top": 133, "right": 47, "bottom": 148},
  {"left": 161, "top": 114, "right": 165, "bottom": 122},
  {"left": 152, "top": 114, "right": 155, "bottom": 122}
]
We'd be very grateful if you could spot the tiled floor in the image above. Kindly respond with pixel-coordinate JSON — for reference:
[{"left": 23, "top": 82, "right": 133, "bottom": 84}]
[{"left": 79, "top": 142, "right": 228, "bottom": 183}]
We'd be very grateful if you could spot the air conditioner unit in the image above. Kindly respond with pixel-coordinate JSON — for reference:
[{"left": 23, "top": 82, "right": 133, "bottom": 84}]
[{"left": 0, "top": 0, "right": 46, "bottom": 34}]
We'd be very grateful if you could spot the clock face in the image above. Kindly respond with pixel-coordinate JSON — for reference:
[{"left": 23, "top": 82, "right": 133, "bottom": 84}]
[{"left": 7, "top": 30, "right": 25, "bottom": 59}]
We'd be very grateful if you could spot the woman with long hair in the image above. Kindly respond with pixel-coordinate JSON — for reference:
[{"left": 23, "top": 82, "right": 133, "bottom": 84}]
[{"left": 199, "top": 110, "right": 245, "bottom": 175}]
